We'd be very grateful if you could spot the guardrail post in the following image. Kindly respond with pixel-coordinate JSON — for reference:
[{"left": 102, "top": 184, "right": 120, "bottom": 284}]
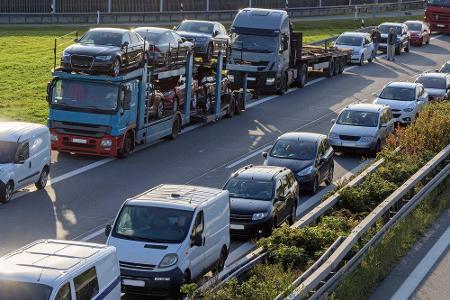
[
  {"left": 249, "top": 0, "right": 252, "bottom": 8},
  {"left": 97, "top": 10, "right": 100, "bottom": 24},
  {"left": 160, "top": 0, "right": 164, "bottom": 13},
  {"left": 206, "top": 0, "right": 210, "bottom": 11},
  {"left": 319, "top": 0, "right": 322, "bottom": 8},
  {"left": 108, "top": 0, "right": 112, "bottom": 13}
]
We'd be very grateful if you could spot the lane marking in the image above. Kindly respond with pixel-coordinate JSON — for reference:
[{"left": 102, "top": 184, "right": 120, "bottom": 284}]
[
  {"left": 226, "top": 145, "right": 272, "bottom": 169},
  {"left": 48, "top": 158, "right": 114, "bottom": 186},
  {"left": 391, "top": 226, "right": 450, "bottom": 300}
]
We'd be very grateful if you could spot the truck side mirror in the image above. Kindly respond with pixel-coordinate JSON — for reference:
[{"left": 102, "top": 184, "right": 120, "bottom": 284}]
[
  {"left": 46, "top": 81, "right": 53, "bottom": 103},
  {"left": 15, "top": 155, "right": 26, "bottom": 164},
  {"left": 105, "top": 224, "right": 112, "bottom": 237}
]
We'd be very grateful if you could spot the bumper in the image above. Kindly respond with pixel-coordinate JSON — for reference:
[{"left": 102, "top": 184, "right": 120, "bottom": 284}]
[
  {"left": 120, "top": 267, "right": 184, "bottom": 297},
  {"left": 392, "top": 111, "right": 415, "bottom": 124},
  {"left": 230, "top": 218, "right": 272, "bottom": 238},
  {"left": 350, "top": 54, "right": 361, "bottom": 63},
  {"left": 229, "top": 71, "right": 278, "bottom": 93},
  {"left": 409, "top": 36, "right": 423, "bottom": 45},
  {"left": 50, "top": 130, "right": 122, "bottom": 157},
  {"left": 329, "top": 139, "right": 376, "bottom": 152},
  {"left": 60, "top": 60, "right": 113, "bottom": 74}
]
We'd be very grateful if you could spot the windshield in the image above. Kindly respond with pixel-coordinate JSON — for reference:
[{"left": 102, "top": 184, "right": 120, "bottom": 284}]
[
  {"left": 225, "top": 178, "right": 274, "bottom": 201},
  {"left": 379, "top": 86, "right": 416, "bottom": 101},
  {"left": 416, "top": 77, "right": 446, "bottom": 89},
  {"left": 337, "top": 110, "right": 379, "bottom": 127},
  {"left": 52, "top": 79, "right": 119, "bottom": 112},
  {"left": 232, "top": 34, "right": 277, "bottom": 53},
  {"left": 78, "top": 31, "right": 123, "bottom": 47},
  {"left": 270, "top": 140, "right": 317, "bottom": 160},
  {"left": 113, "top": 205, "right": 194, "bottom": 244},
  {"left": 177, "top": 22, "right": 213, "bottom": 34},
  {"left": 0, "top": 141, "right": 18, "bottom": 164},
  {"left": 379, "top": 25, "right": 401, "bottom": 35},
  {"left": 0, "top": 280, "right": 52, "bottom": 300},
  {"left": 335, "top": 35, "right": 363, "bottom": 46},
  {"left": 406, "top": 23, "right": 422, "bottom": 31},
  {"left": 440, "top": 63, "right": 450, "bottom": 73},
  {"left": 427, "top": 0, "right": 450, "bottom": 7},
  {"left": 135, "top": 30, "right": 161, "bottom": 44}
]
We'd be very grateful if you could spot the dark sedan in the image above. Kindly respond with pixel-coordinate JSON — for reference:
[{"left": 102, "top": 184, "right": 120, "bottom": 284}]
[
  {"left": 61, "top": 28, "right": 148, "bottom": 76},
  {"left": 263, "top": 132, "right": 334, "bottom": 194},
  {"left": 176, "top": 20, "right": 230, "bottom": 62},
  {"left": 134, "top": 27, "right": 192, "bottom": 69}
]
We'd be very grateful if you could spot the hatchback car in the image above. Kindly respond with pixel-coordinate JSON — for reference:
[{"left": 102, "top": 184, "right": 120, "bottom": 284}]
[
  {"left": 334, "top": 32, "right": 374, "bottom": 65},
  {"left": 61, "top": 28, "right": 148, "bottom": 76},
  {"left": 329, "top": 103, "right": 394, "bottom": 155},
  {"left": 439, "top": 61, "right": 450, "bottom": 74},
  {"left": 415, "top": 72, "right": 450, "bottom": 101},
  {"left": 224, "top": 165, "right": 299, "bottom": 237},
  {"left": 373, "top": 82, "right": 428, "bottom": 125},
  {"left": 404, "top": 20, "right": 431, "bottom": 46},
  {"left": 0, "top": 122, "right": 51, "bottom": 203},
  {"left": 133, "top": 27, "right": 192, "bottom": 69},
  {"left": 176, "top": 20, "right": 230, "bottom": 62},
  {"left": 263, "top": 132, "right": 334, "bottom": 194}
]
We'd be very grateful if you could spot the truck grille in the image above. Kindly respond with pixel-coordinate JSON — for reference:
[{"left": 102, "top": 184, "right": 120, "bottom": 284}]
[
  {"left": 339, "top": 135, "right": 360, "bottom": 141},
  {"left": 51, "top": 121, "right": 111, "bottom": 138},
  {"left": 71, "top": 55, "right": 94, "bottom": 68},
  {"left": 432, "top": 13, "right": 450, "bottom": 22},
  {"left": 120, "top": 261, "right": 156, "bottom": 271}
]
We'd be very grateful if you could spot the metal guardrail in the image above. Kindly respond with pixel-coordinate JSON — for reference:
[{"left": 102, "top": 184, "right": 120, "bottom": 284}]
[
  {"left": 288, "top": 144, "right": 450, "bottom": 299},
  {"left": 198, "top": 157, "right": 385, "bottom": 293}
]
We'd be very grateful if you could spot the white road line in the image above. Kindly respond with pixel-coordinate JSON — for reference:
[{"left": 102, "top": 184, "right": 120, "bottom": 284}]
[
  {"left": 80, "top": 227, "right": 106, "bottom": 242},
  {"left": 48, "top": 158, "right": 114, "bottom": 186},
  {"left": 391, "top": 226, "right": 450, "bottom": 300},
  {"left": 226, "top": 145, "right": 272, "bottom": 169}
]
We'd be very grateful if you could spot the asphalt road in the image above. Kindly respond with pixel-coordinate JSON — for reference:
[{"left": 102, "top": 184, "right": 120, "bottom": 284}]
[{"left": 1, "top": 35, "right": 449, "bottom": 283}]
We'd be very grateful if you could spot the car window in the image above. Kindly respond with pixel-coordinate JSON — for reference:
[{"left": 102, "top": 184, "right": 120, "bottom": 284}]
[
  {"left": 192, "top": 211, "right": 204, "bottom": 236},
  {"left": 172, "top": 32, "right": 183, "bottom": 43},
  {"left": 16, "top": 141, "right": 29, "bottom": 161},
  {"left": 55, "top": 282, "right": 71, "bottom": 300},
  {"left": 220, "top": 24, "right": 227, "bottom": 35},
  {"left": 130, "top": 32, "right": 142, "bottom": 44},
  {"left": 122, "top": 33, "right": 131, "bottom": 45},
  {"left": 275, "top": 178, "right": 286, "bottom": 198},
  {"left": 74, "top": 267, "right": 99, "bottom": 299},
  {"left": 287, "top": 172, "right": 296, "bottom": 187},
  {"left": 318, "top": 140, "right": 326, "bottom": 157}
]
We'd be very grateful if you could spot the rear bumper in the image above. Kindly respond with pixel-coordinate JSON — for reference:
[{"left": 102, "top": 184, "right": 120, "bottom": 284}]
[
  {"left": 409, "top": 36, "right": 423, "bottom": 45},
  {"left": 50, "top": 130, "right": 121, "bottom": 157},
  {"left": 230, "top": 218, "right": 273, "bottom": 238}
]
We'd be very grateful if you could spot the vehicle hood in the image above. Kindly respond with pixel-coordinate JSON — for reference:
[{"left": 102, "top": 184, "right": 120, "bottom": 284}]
[
  {"left": 64, "top": 44, "right": 121, "bottom": 56},
  {"left": 108, "top": 236, "right": 182, "bottom": 266},
  {"left": 230, "top": 197, "right": 272, "bottom": 215},
  {"left": 374, "top": 98, "right": 415, "bottom": 110},
  {"left": 176, "top": 31, "right": 211, "bottom": 40},
  {"left": 49, "top": 109, "right": 114, "bottom": 127},
  {"left": 424, "top": 88, "right": 447, "bottom": 97},
  {"left": 265, "top": 157, "right": 314, "bottom": 173},
  {"left": 330, "top": 124, "right": 378, "bottom": 136}
]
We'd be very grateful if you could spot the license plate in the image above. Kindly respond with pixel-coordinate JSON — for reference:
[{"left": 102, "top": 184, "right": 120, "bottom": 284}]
[
  {"left": 342, "top": 141, "right": 355, "bottom": 147},
  {"left": 72, "top": 138, "right": 87, "bottom": 144},
  {"left": 230, "top": 224, "right": 245, "bottom": 230},
  {"left": 122, "top": 279, "right": 145, "bottom": 287},
  {"left": 437, "top": 24, "right": 445, "bottom": 28},
  {"left": 246, "top": 77, "right": 256, "bottom": 81}
]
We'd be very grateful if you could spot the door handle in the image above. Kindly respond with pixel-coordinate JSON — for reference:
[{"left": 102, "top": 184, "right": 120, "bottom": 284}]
[
  {"left": 29, "top": 161, "right": 32, "bottom": 168},
  {"left": 202, "top": 236, "right": 206, "bottom": 245}
]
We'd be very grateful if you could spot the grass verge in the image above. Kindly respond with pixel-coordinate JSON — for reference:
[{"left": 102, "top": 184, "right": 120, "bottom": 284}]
[{"left": 0, "top": 15, "right": 420, "bottom": 124}]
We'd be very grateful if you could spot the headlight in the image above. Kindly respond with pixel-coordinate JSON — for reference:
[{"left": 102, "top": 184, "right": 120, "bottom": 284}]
[
  {"left": 159, "top": 254, "right": 178, "bottom": 268},
  {"left": 403, "top": 107, "right": 414, "bottom": 112},
  {"left": 96, "top": 55, "right": 112, "bottom": 61},
  {"left": 100, "top": 139, "right": 112, "bottom": 147},
  {"left": 50, "top": 134, "right": 58, "bottom": 142},
  {"left": 360, "top": 136, "right": 373, "bottom": 143},
  {"left": 297, "top": 166, "right": 314, "bottom": 177},
  {"left": 61, "top": 52, "right": 71, "bottom": 60},
  {"left": 329, "top": 132, "right": 339, "bottom": 139},
  {"left": 266, "top": 78, "right": 275, "bottom": 86},
  {"left": 228, "top": 74, "right": 234, "bottom": 83},
  {"left": 252, "top": 212, "right": 268, "bottom": 221}
]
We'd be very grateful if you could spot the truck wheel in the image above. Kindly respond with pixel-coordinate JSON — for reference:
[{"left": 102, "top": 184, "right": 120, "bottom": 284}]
[
  {"left": 338, "top": 58, "right": 345, "bottom": 74},
  {"left": 171, "top": 115, "right": 181, "bottom": 139},
  {"left": 118, "top": 132, "right": 134, "bottom": 158},
  {"left": 234, "top": 93, "right": 243, "bottom": 115},
  {"left": 296, "top": 64, "right": 308, "bottom": 88},
  {"left": 225, "top": 97, "right": 235, "bottom": 118},
  {"left": 325, "top": 59, "right": 335, "bottom": 77},
  {"left": 333, "top": 58, "right": 340, "bottom": 75},
  {"left": 0, "top": 181, "right": 14, "bottom": 204},
  {"left": 35, "top": 166, "right": 49, "bottom": 190}
]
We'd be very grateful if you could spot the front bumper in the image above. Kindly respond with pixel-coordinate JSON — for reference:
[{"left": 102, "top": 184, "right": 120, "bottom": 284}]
[
  {"left": 229, "top": 71, "right": 278, "bottom": 93},
  {"left": 329, "top": 138, "right": 376, "bottom": 152},
  {"left": 61, "top": 60, "right": 113, "bottom": 74},
  {"left": 229, "top": 217, "right": 272, "bottom": 238},
  {"left": 391, "top": 110, "right": 415, "bottom": 124},
  {"left": 120, "top": 267, "right": 184, "bottom": 297},
  {"left": 50, "top": 130, "right": 121, "bottom": 157},
  {"left": 350, "top": 54, "right": 361, "bottom": 63}
]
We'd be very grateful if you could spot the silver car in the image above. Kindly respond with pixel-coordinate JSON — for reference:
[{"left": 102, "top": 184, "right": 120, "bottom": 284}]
[
  {"left": 328, "top": 103, "right": 395, "bottom": 155},
  {"left": 415, "top": 72, "right": 450, "bottom": 101}
]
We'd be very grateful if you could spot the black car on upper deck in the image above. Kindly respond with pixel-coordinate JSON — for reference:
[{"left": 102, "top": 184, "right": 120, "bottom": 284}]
[{"left": 61, "top": 28, "right": 148, "bottom": 77}]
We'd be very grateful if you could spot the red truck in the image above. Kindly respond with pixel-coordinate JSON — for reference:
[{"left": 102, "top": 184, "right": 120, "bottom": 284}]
[{"left": 424, "top": 0, "right": 450, "bottom": 34}]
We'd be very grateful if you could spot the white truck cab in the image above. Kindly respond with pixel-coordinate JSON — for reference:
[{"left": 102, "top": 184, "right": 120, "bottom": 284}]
[
  {"left": 106, "top": 184, "right": 230, "bottom": 298},
  {"left": 0, "top": 240, "right": 121, "bottom": 300},
  {"left": 0, "top": 122, "right": 51, "bottom": 203}
]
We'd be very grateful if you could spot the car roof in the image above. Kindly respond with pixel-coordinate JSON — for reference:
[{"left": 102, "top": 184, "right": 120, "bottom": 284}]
[
  {"left": 233, "top": 165, "right": 288, "bottom": 181},
  {"left": 181, "top": 20, "right": 218, "bottom": 25},
  {"left": 404, "top": 20, "right": 424, "bottom": 24},
  {"left": 344, "top": 103, "right": 386, "bottom": 113},
  {"left": 277, "top": 132, "right": 325, "bottom": 143},
  {"left": 0, "top": 122, "right": 47, "bottom": 143},
  {"left": 133, "top": 27, "right": 170, "bottom": 34},
  {"left": 340, "top": 32, "right": 368, "bottom": 37},
  {"left": 89, "top": 27, "right": 128, "bottom": 33},
  {"left": 418, "top": 72, "right": 448, "bottom": 79},
  {"left": 127, "top": 184, "right": 225, "bottom": 210},
  {"left": 386, "top": 82, "right": 418, "bottom": 89},
  {"left": 0, "top": 240, "right": 114, "bottom": 287},
  {"left": 380, "top": 22, "right": 403, "bottom": 27}
]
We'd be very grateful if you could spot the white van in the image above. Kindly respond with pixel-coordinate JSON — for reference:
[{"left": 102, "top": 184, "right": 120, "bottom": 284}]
[
  {"left": 0, "top": 239, "right": 121, "bottom": 300},
  {"left": 106, "top": 184, "right": 230, "bottom": 297},
  {"left": 0, "top": 122, "right": 51, "bottom": 203}
]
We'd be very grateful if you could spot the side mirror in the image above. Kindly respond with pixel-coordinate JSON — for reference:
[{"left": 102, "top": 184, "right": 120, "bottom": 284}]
[
  {"left": 331, "top": 119, "right": 336, "bottom": 125},
  {"left": 46, "top": 81, "right": 53, "bottom": 103},
  {"left": 380, "top": 123, "right": 387, "bottom": 128},
  {"left": 213, "top": 30, "right": 220, "bottom": 37},
  {"left": 173, "top": 26, "right": 177, "bottom": 30},
  {"left": 262, "top": 151, "right": 268, "bottom": 159},
  {"left": 105, "top": 224, "right": 112, "bottom": 237},
  {"left": 122, "top": 41, "right": 129, "bottom": 49},
  {"left": 372, "top": 92, "right": 379, "bottom": 97},
  {"left": 191, "top": 233, "right": 202, "bottom": 247},
  {"left": 73, "top": 38, "right": 79, "bottom": 43},
  {"left": 15, "top": 156, "right": 26, "bottom": 164}
]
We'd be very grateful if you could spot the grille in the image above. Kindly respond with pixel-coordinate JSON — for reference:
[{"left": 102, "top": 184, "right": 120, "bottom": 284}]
[
  {"left": 432, "top": 13, "right": 450, "bottom": 21},
  {"left": 230, "top": 213, "right": 253, "bottom": 221},
  {"left": 393, "top": 113, "right": 401, "bottom": 118},
  {"left": 52, "top": 121, "right": 111, "bottom": 138},
  {"left": 71, "top": 55, "right": 94, "bottom": 68},
  {"left": 120, "top": 261, "right": 156, "bottom": 271},
  {"left": 339, "top": 135, "right": 360, "bottom": 141}
]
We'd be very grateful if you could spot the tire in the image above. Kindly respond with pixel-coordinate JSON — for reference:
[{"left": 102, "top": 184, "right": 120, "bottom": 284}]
[
  {"left": 35, "top": 166, "right": 49, "bottom": 190},
  {"left": 324, "top": 164, "right": 334, "bottom": 186},
  {"left": 404, "top": 41, "right": 410, "bottom": 53},
  {"left": 156, "top": 101, "right": 164, "bottom": 119},
  {"left": 112, "top": 58, "right": 121, "bottom": 77},
  {"left": 204, "top": 44, "right": 213, "bottom": 63},
  {"left": 338, "top": 57, "right": 345, "bottom": 74},
  {"left": 277, "top": 73, "right": 287, "bottom": 95},
  {"left": 358, "top": 54, "right": 364, "bottom": 66},
  {"left": 204, "top": 95, "right": 212, "bottom": 113},
  {"left": 171, "top": 115, "right": 181, "bottom": 140},
  {"left": 215, "top": 247, "right": 227, "bottom": 273},
  {"left": 371, "top": 139, "right": 381, "bottom": 157},
  {"left": 225, "top": 98, "right": 235, "bottom": 118},
  {"left": 234, "top": 93, "right": 243, "bottom": 115},
  {"left": 310, "top": 176, "right": 319, "bottom": 195},
  {"left": 177, "top": 271, "right": 191, "bottom": 300},
  {"left": 325, "top": 59, "right": 335, "bottom": 77},
  {"left": 172, "top": 98, "right": 179, "bottom": 114},
  {"left": 296, "top": 64, "right": 307, "bottom": 88},
  {"left": 288, "top": 204, "right": 297, "bottom": 225},
  {"left": 118, "top": 132, "right": 133, "bottom": 158},
  {"left": 368, "top": 53, "right": 373, "bottom": 63},
  {"left": 191, "top": 92, "right": 198, "bottom": 110},
  {"left": 0, "top": 181, "right": 14, "bottom": 204},
  {"left": 333, "top": 58, "right": 339, "bottom": 76}
]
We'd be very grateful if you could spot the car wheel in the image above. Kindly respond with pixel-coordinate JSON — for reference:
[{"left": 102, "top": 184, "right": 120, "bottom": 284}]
[
  {"left": 35, "top": 166, "right": 49, "bottom": 190},
  {"left": 157, "top": 101, "right": 164, "bottom": 119},
  {"left": 118, "top": 132, "right": 133, "bottom": 158},
  {"left": 288, "top": 204, "right": 297, "bottom": 225},
  {"left": 204, "top": 44, "right": 213, "bottom": 63},
  {"left": 325, "top": 164, "right": 334, "bottom": 185},
  {"left": 359, "top": 54, "right": 364, "bottom": 66},
  {"left": 371, "top": 139, "right": 381, "bottom": 157},
  {"left": 310, "top": 176, "right": 319, "bottom": 195},
  {"left": 215, "top": 247, "right": 227, "bottom": 274},
  {"left": 338, "top": 57, "right": 345, "bottom": 74},
  {"left": 171, "top": 115, "right": 181, "bottom": 140},
  {"left": 173, "top": 98, "right": 179, "bottom": 114},
  {"left": 112, "top": 58, "right": 121, "bottom": 77},
  {"left": 204, "top": 95, "right": 212, "bottom": 113},
  {"left": 0, "top": 181, "right": 14, "bottom": 204},
  {"left": 191, "top": 92, "right": 198, "bottom": 109},
  {"left": 404, "top": 42, "right": 410, "bottom": 53}
]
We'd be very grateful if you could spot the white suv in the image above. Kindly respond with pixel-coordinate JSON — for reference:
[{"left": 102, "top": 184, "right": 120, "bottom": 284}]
[
  {"left": 0, "top": 122, "right": 51, "bottom": 203},
  {"left": 373, "top": 82, "right": 428, "bottom": 125}
]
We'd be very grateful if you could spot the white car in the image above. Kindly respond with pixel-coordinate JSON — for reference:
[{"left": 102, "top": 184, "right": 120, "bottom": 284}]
[
  {"left": 334, "top": 32, "right": 374, "bottom": 65},
  {"left": 439, "top": 61, "right": 450, "bottom": 74},
  {"left": 373, "top": 82, "right": 428, "bottom": 125},
  {"left": 415, "top": 72, "right": 450, "bottom": 101},
  {"left": 0, "top": 122, "right": 51, "bottom": 203},
  {"left": 329, "top": 103, "right": 395, "bottom": 155}
]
